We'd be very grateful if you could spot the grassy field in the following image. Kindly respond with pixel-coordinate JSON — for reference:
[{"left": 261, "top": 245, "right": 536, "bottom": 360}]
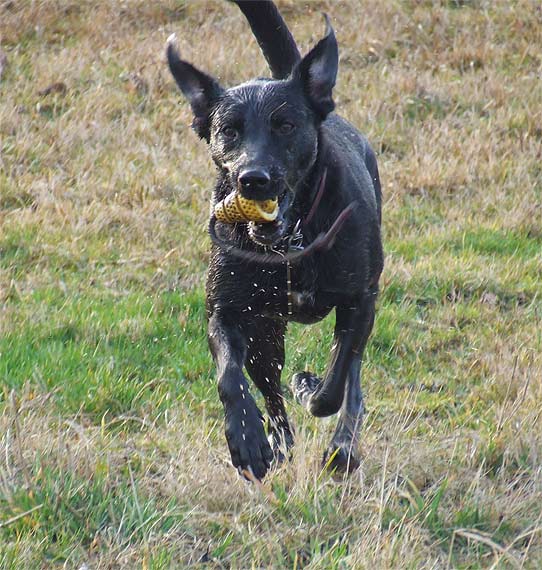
[{"left": 1, "top": 0, "right": 541, "bottom": 568}]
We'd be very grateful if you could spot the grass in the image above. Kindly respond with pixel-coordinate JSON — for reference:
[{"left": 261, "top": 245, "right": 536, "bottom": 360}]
[{"left": 1, "top": 0, "right": 541, "bottom": 568}]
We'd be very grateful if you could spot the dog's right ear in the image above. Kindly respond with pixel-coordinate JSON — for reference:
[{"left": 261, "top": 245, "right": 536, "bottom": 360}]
[{"left": 166, "top": 35, "right": 223, "bottom": 141}]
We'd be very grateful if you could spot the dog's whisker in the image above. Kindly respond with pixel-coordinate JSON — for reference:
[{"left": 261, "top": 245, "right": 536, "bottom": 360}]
[{"left": 269, "top": 101, "right": 287, "bottom": 119}]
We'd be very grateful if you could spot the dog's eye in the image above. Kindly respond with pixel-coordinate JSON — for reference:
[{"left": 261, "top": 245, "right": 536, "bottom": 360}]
[
  {"left": 221, "top": 126, "right": 238, "bottom": 140},
  {"left": 277, "top": 122, "right": 295, "bottom": 135}
]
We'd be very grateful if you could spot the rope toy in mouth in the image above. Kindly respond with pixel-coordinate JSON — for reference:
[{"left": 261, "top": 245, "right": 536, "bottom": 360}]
[{"left": 214, "top": 192, "right": 278, "bottom": 224}]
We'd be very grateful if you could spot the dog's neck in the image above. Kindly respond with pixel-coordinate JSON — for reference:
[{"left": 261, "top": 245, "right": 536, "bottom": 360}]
[{"left": 287, "top": 135, "right": 332, "bottom": 228}]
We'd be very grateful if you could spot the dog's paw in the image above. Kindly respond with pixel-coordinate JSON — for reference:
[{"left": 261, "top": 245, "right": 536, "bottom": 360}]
[
  {"left": 224, "top": 402, "right": 274, "bottom": 481},
  {"left": 268, "top": 426, "right": 294, "bottom": 465},
  {"left": 291, "top": 371, "right": 321, "bottom": 408},
  {"left": 322, "top": 445, "right": 360, "bottom": 475}
]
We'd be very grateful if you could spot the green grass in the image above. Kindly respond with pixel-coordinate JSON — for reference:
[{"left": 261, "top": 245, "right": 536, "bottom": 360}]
[
  {"left": 0, "top": 289, "right": 211, "bottom": 416},
  {"left": 1, "top": 0, "right": 542, "bottom": 568}
]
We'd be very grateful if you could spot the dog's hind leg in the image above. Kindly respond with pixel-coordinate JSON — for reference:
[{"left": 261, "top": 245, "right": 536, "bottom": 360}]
[
  {"left": 208, "top": 310, "right": 274, "bottom": 480},
  {"left": 244, "top": 317, "right": 294, "bottom": 463},
  {"left": 293, "top": 292, "right": 376, "bottom": 473},
  {"left": 323, "top": 356, "right": 366, "bottom": 474},
  {"left": 326, "top": 295, "right": 376, "bottom": 473}
]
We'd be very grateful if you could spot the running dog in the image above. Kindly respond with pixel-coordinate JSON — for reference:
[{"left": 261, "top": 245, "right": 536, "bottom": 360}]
[{"left": 167, "top": 0, "right": 383, "bottom": 479}]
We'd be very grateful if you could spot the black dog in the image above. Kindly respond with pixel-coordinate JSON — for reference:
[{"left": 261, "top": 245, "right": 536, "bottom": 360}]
[{"left": 167, "top": 1, "right": 383, "bottom": 479}]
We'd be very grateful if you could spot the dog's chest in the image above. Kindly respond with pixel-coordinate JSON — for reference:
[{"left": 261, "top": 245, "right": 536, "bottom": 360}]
[
  {"left": 290, "top": 289, "right": 314, "bottom": 309},
  {"left": 288, "top": 259, "right": 336, "bottom": 322},
  {"left": 211, "top": 259, "right": 325, "bottom": 319},
  {"left": 257, "top": 264, "right": 332, "bottom": 323},
  {"left": 211, "top": 264, "right": 286, "bottom": 312}
]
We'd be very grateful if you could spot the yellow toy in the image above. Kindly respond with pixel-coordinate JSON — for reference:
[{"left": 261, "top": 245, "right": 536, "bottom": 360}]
[{"left": 214, "top": 192, "right": 278, "bottom": 224}]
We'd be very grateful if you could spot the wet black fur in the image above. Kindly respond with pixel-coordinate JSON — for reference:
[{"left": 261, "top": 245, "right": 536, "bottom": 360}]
[{"left": 167, "top": 1, "right": 384, "bottom": 479}]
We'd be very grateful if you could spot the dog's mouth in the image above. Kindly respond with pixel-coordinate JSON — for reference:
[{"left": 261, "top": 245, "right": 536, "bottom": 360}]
[{"left": 248, "top": 189, "right": 292, "bottom": 247}]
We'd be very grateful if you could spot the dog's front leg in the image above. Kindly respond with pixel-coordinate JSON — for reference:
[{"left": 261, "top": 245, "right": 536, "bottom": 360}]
[
  {"left": 292, "top": 290, "right": 376, "bottom": 419},
  {"left": 208, "top": 310, "right": 274, "bottom": 480},
  {"left": 244, "top": 316, "right": 294, "bottom": 463}
]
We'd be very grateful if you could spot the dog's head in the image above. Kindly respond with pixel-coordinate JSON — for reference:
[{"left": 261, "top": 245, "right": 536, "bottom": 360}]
[{"left": 167, "top": 18, "right": 338, "bottom": 246}]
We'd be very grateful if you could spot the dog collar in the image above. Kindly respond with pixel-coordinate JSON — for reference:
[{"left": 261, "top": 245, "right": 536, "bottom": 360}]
[{"left": 208, "top": 167, "right": 358, "bottom": 265}]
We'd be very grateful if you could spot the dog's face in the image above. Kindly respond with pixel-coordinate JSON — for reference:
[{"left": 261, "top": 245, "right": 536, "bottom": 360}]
[
  {"left": 167, "top": 19, "right": 338, "bottom": 246},
  {"left": 208, "top": 81, "right": 319, "bottom": 244}
]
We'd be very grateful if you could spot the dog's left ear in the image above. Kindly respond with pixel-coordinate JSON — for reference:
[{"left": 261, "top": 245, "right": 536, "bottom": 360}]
[
  {"left": 294, "top": 15, "right": 338, "bottom": 119},
  {"left": 167, "top": 36, "right": 224, "bottom": 141}
]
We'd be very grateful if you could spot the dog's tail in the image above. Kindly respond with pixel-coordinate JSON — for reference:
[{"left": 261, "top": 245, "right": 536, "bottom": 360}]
[{"left": 228, "top": 0, "right": 300, "bottom": 79}]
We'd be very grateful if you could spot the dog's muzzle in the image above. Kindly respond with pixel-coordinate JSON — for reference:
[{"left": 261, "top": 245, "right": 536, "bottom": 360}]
[{"left": 216, "top": 169, "right": 292, "bottom": 246}]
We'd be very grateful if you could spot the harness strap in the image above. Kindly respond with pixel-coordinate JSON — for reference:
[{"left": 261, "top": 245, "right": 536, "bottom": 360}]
[{"left": 303, "top": 168, "right": 327, "bottom": 227}]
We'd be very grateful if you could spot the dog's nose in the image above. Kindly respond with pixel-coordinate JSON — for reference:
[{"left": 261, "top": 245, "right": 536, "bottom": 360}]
[{"left": 238, "top": 169, "right": 271, "bottom": 193}]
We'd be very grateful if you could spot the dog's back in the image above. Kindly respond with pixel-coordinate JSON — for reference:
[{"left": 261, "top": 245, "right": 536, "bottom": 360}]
[{"left": 321, "top": 114, "right": 382, "bottom": 223}]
